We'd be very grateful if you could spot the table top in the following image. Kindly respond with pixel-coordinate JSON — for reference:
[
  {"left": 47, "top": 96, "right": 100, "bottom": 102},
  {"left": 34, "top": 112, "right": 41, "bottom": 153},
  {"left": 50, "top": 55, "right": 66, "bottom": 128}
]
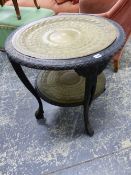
[{"left": 5, "top": 14, "right": 125, "bottom": 70}]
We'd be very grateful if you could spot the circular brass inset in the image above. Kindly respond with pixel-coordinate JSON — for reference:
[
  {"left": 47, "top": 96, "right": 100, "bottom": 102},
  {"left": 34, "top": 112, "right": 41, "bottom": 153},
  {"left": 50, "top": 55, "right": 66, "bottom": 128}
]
[
  {"left": 36, "top": 70, "right": 106, "bottom": 104},
  {"left": 12, "top": 15, "right": 118, "bottom": 60}
]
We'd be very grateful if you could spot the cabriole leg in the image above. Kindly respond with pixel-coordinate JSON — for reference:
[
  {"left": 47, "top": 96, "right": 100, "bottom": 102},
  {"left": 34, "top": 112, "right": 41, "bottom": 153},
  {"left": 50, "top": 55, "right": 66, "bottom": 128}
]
[
  {"left": 75, "top": 69, "right": 97, "bottom": 136},
  {"left": 83, "top": 75, "right": 97, "bottom": 136},
  {"left": 10, "top": 60, "right": 44, "bottom": 120}
]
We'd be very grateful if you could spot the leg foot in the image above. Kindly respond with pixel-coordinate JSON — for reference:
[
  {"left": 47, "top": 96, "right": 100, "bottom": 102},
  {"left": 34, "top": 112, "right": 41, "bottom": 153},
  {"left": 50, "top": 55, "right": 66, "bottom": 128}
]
[
  {"left": 35, "top": 108, "right": 44, "bottom": 120},
  {"left": 85, "top": 121, "right": 94, "bottom": 137}
]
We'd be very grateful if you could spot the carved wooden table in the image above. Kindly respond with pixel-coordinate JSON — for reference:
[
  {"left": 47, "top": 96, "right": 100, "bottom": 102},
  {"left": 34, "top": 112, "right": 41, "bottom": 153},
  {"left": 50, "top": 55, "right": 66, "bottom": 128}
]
[{"left": 5, "top": 14, "right": 125, "bottom": 136}]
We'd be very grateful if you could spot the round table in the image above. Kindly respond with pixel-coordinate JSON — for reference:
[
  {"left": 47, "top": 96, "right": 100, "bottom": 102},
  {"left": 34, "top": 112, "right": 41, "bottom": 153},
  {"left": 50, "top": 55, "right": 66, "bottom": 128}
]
[{"left": 5, "top": 14, "right": 125, "bottom": 136}]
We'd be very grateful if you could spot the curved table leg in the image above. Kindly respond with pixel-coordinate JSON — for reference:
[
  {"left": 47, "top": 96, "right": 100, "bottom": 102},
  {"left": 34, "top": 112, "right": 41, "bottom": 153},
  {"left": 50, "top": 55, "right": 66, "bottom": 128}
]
[
  {"left": 75, "top": 69, "right": 97, "bottom": 136},
  {"left": 83, "top": 74, "right": 97, "bottom": 136},
  {"left": 10, "top": 60, "right": 44, "bottom": 120}
]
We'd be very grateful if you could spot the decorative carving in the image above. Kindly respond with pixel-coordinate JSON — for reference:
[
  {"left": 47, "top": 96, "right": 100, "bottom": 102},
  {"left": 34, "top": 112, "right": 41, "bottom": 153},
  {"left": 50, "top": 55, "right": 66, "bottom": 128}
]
[{"left": 12, "top": 15, "right": 117, "bottom": 59}]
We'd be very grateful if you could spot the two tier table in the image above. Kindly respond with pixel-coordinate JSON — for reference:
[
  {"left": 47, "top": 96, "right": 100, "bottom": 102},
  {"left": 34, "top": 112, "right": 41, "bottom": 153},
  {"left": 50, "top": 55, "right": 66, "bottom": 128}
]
[{"left": 5, "top": 14, "right": 125, "bottom": 136}]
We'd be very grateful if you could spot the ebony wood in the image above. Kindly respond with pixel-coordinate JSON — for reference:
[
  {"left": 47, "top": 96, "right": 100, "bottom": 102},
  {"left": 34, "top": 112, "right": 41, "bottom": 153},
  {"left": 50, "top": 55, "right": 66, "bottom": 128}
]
[
  {"left": 83, "top": 73, "right": 97, "bottom": 136},
  {"left": 75, "top": 69, "right": 97, "bottom": 136},
  {"left": 9, "top": 59, "right": 44, "bottom": 120}
]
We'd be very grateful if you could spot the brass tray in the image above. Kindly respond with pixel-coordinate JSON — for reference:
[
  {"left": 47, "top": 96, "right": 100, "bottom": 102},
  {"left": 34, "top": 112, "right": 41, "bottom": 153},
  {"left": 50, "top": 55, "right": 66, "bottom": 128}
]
[{"left": 12, "top": 15, "right": 118, "bottom": 60}]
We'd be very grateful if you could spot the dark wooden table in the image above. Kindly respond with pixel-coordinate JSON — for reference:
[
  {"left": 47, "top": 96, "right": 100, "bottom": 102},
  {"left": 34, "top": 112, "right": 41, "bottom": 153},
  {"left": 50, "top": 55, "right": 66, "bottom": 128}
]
[{"left": 5, "top": 15, "right": 125, "bottom": 136}]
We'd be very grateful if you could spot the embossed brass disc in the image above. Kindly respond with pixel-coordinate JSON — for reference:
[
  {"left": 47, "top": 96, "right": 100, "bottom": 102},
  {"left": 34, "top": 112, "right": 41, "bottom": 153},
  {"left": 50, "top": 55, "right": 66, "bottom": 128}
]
[
  {"left": 12, "top": 15, "right": 118, "bottom": 59},
  {"left": 36, "top": 70, "right": 106, "bottom": 104}
]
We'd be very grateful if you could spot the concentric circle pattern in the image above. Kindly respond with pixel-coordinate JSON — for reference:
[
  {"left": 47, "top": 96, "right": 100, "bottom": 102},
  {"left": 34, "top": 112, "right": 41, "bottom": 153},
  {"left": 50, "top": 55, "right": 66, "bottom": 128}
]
[
  {"left": 12, "top": 15, "right": 118, "bottom": 60},
  {"left": 36, "top": 70, "right": 106, "bottom": 104}
]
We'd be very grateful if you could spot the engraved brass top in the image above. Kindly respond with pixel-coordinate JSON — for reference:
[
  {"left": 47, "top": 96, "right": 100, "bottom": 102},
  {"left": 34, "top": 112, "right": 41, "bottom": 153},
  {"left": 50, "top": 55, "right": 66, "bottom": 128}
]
[{"left": 12, "top": 15, "right": 118, "bottom": 59}]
